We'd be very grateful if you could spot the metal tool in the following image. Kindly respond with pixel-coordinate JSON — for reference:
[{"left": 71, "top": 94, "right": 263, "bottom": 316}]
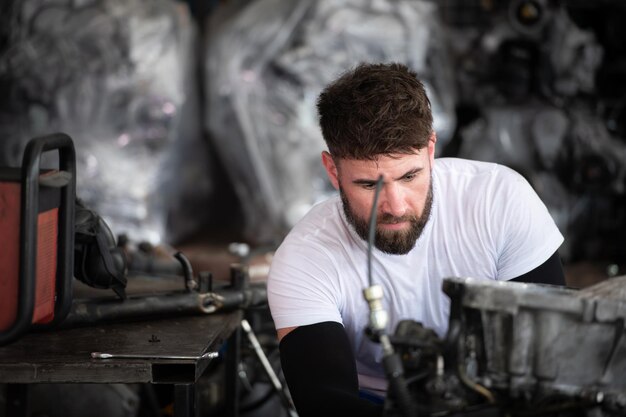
[
  {"left": 91, "top": 351, "right": 218, "bottom": 360},
  {"left": 241, "top": 319, "right": 299, "bottom": 417}
]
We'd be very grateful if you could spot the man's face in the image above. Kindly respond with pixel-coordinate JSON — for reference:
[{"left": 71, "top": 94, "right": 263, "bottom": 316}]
[
  {"left": 322, "top": 138, "right": 436, "bottom": 255},
  {"left": 340, "top": 180, "right": 433, "bottom": 254}
]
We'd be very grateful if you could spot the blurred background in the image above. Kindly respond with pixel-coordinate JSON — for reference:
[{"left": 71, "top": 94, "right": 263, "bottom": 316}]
[
  {"left": 1, "top": 0, "right": 625, "bottom": 286},
  {"left": 1, "top": 0, "right": 625, "bottom": 414}
]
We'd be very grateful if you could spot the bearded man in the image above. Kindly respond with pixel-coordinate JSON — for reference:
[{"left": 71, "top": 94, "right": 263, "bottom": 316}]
[{"left": 267, "top": 62, "right": 565, "bottom": 417}]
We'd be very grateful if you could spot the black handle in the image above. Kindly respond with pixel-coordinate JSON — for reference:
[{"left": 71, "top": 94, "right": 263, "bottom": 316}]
[{"left": 0, "top": 133, "right": 76, "bottom": 345}]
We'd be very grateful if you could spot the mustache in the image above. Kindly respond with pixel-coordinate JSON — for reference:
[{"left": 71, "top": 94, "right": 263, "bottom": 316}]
[{"left": 377, "top": 213, "right": 417, "bottom": 224}]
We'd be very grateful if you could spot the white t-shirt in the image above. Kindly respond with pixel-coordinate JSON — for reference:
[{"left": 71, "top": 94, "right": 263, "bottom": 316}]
[{"left": 268, "top": 157, "right": 563, "bottom": 392}]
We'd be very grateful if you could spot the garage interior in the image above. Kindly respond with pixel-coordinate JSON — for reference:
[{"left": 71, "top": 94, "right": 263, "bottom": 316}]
[{"left": 1, "top": 0, "right": 625, "bottom": 416}]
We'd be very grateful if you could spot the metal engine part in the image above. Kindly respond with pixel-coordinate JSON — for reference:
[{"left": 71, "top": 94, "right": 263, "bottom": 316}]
[{"left": 387, "top": 276, "right": 626, "bottom": 416}]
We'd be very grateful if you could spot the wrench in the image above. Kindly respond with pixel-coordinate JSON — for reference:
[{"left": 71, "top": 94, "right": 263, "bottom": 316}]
[{"left": 91, "top": 351, "right": 218, "bottom": 360}]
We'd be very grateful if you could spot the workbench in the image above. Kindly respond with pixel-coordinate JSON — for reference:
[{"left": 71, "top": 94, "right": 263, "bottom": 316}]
[{"left": 0, "top": 310, "right": 243, "bottom": 417}]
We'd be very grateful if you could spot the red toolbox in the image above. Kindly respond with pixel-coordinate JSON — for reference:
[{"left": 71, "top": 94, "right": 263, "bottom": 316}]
[{"left": 0, "top": 133, "right": 75, "bottom": 345}]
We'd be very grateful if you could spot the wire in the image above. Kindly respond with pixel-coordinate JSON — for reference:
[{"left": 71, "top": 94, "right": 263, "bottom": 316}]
[
  {"left": 457, "top": 363, "right": 495, "bottom": 404},
  {"left": 367, "top": 175, "right": 384, "bottom": 287},
  {"left": 364, "top": 174, "right": 418, "bottom": 416}
]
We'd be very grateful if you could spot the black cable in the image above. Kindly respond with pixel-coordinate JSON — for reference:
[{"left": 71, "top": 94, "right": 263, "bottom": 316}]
[
  {"left": 364, "top": 174, "right": 418, "bottom": 416},
  {"left": 367, "top": 175, "right": 384, "bottom": 287},
  {"left": 239, "top": 381, "right": 278, "bottom": 413}
]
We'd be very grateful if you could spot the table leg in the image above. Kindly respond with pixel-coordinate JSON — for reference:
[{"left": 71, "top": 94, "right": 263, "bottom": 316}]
[
  {"left": 174, "top": 383, "right": 196, "bottom": 417},
  {"left": 5, "top": 384, "right": 29, "bottom": 417},
  {"left": 225, "top": 324, "right": 241, "bottom": 417}
]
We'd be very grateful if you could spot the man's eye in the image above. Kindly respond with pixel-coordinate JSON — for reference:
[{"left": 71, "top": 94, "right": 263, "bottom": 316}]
[
  {"left": 402, "top": 173, "right": 416, "bottom": 182},
  {"left": 361, "top": 183, "right": 377, "bottom": 190}
]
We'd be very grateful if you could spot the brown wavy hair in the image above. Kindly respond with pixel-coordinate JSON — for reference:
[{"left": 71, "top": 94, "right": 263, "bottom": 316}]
[{"left": 317, "top": 62, "right": 433, "bottom": 160}]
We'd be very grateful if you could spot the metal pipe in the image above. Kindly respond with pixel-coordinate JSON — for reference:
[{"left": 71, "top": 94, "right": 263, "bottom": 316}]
[{"left": 61, "top": 292, "right": 215, "bottom": 328}]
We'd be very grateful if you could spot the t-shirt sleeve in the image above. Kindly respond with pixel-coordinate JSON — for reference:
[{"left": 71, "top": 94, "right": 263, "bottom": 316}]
[
  {"left": 268, "top": 238, "right": 343, "bottom": 330},
  {"left": 493, "top": 167, "right": 564, "bottom": 281}
]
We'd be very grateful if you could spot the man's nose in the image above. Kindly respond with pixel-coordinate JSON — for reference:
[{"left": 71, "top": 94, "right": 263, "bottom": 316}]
[{"left": 380, "top": 183, "right": 407, "bottom": 217}]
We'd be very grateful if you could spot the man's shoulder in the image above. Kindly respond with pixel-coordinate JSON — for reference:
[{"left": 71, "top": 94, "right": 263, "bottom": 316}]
[
  {"left": 435, "top": 157, "right": 498, "bottom": 175},
  {"left": 289, "top": 194, "right": 340, "bottom": 231},
  {"left": 434, "top": 157, "right": 524, "bottom": 189},
  {"left": 279, "top": 195, "right": 347, "bottom": 251}
]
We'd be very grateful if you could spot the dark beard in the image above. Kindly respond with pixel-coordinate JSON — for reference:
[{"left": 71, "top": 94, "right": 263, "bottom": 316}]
[{"left": 340, "top": 182, "right": 433, "bottom": 255}]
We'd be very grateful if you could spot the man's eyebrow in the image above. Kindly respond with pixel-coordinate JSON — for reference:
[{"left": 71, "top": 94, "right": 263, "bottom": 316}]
[
  {"left": 352, "top": 167, "right": 423, "bottom": 185},
  {"left": 394, "top": 167, "right": 422, "bottom": 181},
  {"left": 352, "top": 178, "right": 377, "bottom": 186}
]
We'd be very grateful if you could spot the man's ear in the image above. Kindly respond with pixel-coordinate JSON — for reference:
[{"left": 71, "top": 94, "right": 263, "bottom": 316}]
[
  {"left": 428, "top": 132, "right": 437, "bottom": 166},
  {"left": 321, "top": 151, "right": 340, "bottom": 190}
]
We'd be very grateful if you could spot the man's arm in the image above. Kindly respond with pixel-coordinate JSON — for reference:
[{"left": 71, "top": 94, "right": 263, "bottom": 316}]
[
  {"left": 510, "top": 250, "right": 565, "bottom": 286},
  {"left": 279, "top": 321, "right": 383, "bottom": 417}
]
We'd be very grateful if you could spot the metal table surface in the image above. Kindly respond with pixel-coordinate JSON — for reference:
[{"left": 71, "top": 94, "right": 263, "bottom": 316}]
[{"left": 0, "top": 310, "right": 243, "bottom": 416}]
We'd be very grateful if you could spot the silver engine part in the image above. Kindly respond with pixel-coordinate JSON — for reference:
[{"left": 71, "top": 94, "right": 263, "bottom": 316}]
[{"left": 389, "top": 277, "right": 626, "bottom": 416}]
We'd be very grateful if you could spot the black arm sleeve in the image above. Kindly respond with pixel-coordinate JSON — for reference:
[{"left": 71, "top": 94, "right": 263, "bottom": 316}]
[
  {"left": 510, "top": 250, "right": 565, "bottom": 286},
  {"left": 279, "top": 321, "right": 383, "bottom": 417}
]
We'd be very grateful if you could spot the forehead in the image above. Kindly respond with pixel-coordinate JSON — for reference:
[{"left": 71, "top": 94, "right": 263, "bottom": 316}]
[{"left": 336, "top": 151, "right": 428, "bottom": 179}]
